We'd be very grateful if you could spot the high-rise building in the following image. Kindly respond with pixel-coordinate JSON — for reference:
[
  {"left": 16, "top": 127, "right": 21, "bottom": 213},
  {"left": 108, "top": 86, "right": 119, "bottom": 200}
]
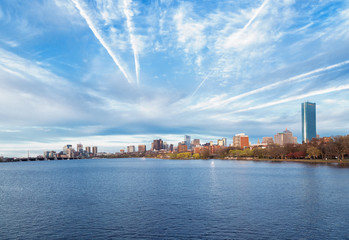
[
  {"left": 222, "top": 138, "right": 227, "bottom": 147},
  {"left": 217, "top": 139, "right": 224, "bottom": 146},
  {"left": 152, "top": 139, "right": 163, "bottom": 151},
  {"left": 163, "top": 142, "right": 169, "bottom": 150},
  {"left": 302, "top": 101, "right": 316, "bottom": 143},
  {"left": 217, "top": 138, "right": 227, "bottom": 146},
  {"left": 92, "top": 146, "right": 98, "bottom": 155},
  {"left": 77, "top": 144, "right": 83, "bottom": 154},
  {"left": 85, "top": 146, "right": 91, "bottom": 154},
  {"left": 138, "top": 145, "right": 146, "bottom": 153},
  {"left": 233, "top": 133, "right": 249, "bottom": 149},
  {"left": 63, "top": 145, "right": 72, "bottom": 154},
  {"left": 274, "top": 129, "right": 297, "bottom": 145},
  {"left": 127, "top": 145, "right": 135, "bottom": 153},
  {"left": 185, "top": 135, "right": 191, "bottom": 150}
]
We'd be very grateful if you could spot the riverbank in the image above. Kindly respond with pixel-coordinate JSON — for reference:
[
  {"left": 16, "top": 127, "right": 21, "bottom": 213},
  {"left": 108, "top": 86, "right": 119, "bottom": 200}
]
[
  {"left": 155, "top": 156, "right": 349, "bottom": 165},
  {"left": 226, "top": 157, "right": 349, "bottom": 165},
  {"left": 1, "top": 156, "right": 348, "bottom": 165}
]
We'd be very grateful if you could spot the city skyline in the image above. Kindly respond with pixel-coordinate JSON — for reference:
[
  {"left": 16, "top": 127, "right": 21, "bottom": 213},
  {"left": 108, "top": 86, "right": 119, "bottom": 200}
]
[{"left": 1, "top": 1, "right": 349, "bottom": 157}]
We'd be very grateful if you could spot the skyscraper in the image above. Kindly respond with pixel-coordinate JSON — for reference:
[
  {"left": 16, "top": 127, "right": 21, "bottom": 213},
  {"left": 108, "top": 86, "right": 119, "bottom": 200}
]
[
  {"left": 152, "top": 139, "right": 163, "bottom": 151},
  {"left": 185, "top": 135, "right": 191, "bottom": 150},
  {"left": 302, "top": 101, "right": 316, "bottom": 143},
  {"left": 92, "top": 146, "right": 98, "bottom": 156}
]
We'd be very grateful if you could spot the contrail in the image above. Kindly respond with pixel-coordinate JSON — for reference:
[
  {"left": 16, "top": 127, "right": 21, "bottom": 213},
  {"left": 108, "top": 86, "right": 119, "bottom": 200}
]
[
  {"left": 192, "top": 0, "right": 269, "bottom": 96},
  {"left": 232, "top": 83, "right": 349, "bottom": 113},
  {"left": 72, "top": 0, "right": 132, "bottom": 84},
  {"left": 241, "top": 0, "right": 269, "bottom": 32},
  {"left": 192, "top": 74, "right": 210, "bottom": 97},
  {"left": 219, "top": 59, "right": 349, "bottom": 105},
  {"left": 123, "top": 0, "right": 140, "bottom": 86}
]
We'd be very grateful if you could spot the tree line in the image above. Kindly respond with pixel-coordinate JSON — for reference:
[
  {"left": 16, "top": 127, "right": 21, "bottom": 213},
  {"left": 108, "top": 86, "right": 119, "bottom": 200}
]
[{"left": 220, "top": 135, "right": 349, "bottom": 161}]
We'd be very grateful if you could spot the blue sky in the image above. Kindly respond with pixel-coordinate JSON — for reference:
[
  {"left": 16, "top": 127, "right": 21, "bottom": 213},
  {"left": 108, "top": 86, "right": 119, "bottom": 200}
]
[{"left": 1, "top": 0, "right": 349, "bottom": 157}]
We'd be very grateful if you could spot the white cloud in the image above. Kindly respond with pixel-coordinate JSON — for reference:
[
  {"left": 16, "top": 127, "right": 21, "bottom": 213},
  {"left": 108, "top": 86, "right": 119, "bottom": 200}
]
[{"left": 173, "top": 3, "right": 207, "bottom": 53}]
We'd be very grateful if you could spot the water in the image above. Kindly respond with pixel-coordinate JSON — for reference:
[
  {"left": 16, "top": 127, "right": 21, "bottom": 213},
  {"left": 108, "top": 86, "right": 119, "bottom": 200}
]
[{"left": 0, "top": 158, "right": 348, "bottom": 239}]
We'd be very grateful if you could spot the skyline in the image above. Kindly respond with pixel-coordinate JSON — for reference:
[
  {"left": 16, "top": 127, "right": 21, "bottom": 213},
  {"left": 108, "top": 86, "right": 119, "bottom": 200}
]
[{"left": 1, "top": 0, "right": 349, "bottom": 157}]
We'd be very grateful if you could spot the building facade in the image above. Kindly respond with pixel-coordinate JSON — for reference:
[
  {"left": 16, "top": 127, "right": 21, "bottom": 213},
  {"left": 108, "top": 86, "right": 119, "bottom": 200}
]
[
  {"left": 92, "top": 146, "right": 98, "bottom": 155},
  {"left": 178, "top": 142, "right": 188, "bottom": 153},
  {"left": 138, "top": 145, "right": 146, "bottom": 153},
  {"left": 274, "top": 129, "right": 297, "bottom": 145},
  {"left": 302, "top": 101, "right": 316, "bottom": 143},
  {"left": 185, "top": 135, "right": 191, "bottom": 150},
  {"left": 233, "top": 133, "right": 249, "bottom": 149},
  {"left": 127, "top": 145, "right": 135, "bottom": 153},
  {"left": 152, "top": 139, "right": 163, "bottom": 151},
  {"left": 192, "top": 139, "right": 200, "bottom": 146},
  {"left": 262, "top": 137, "right": 274, "bottom": 145},
  {"left": 217, "top": 139, "right": 224, "bottom": 146}
]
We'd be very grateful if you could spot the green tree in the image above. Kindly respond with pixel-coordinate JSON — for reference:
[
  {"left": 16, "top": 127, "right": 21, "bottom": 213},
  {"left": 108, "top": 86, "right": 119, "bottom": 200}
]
[{"left": 306, "top": 146, "right": 322, "bottom": 159}]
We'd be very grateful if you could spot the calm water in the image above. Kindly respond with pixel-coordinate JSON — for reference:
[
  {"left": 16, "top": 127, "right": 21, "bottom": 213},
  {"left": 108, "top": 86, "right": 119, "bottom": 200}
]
[{"left": 0, "top": 158, "right": 349, "bottom": 239}]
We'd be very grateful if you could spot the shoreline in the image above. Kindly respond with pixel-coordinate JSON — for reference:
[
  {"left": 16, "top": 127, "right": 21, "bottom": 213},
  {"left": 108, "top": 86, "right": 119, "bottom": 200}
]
[
  {"left": 151, "top": 156, "right": 349, "bottom": 165},
  {"left": 1, "top": 156, "right": 348, "bottom": 165}
]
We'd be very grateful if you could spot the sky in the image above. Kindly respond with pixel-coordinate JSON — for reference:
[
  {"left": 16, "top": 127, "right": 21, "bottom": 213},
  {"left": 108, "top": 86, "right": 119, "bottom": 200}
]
[{"left": 1, "top": 0, "right": 349, "bottom": 157}]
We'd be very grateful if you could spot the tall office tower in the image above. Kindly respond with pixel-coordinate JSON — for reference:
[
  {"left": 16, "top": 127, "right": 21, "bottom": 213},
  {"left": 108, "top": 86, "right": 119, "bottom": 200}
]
[
  {"left": 185, "top": 135, "right": 191, "bottom": 150},
  {"left": 222, "top": 138, "right": 227, "bottom": 147},
  {"left": 92, "top": 146, "right": 98, "bottom": 155},
  {"left": 233, "top": 133, "right": 249, "bottom": 149},
  {"left": 85, "top": 146, "right": 91, "bottom": 154},
  {"left": 302, "top": 101, "right": 316, "bottom": 143}
]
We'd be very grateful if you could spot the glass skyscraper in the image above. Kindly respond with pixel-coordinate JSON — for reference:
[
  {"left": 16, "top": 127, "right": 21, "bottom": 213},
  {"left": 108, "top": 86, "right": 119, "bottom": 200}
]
[
  {"left": 302, "top": 101, "right": 316, "bottom": 143},
  {"left": 184, "top": 135, "right": 191, "bottom": 150}
]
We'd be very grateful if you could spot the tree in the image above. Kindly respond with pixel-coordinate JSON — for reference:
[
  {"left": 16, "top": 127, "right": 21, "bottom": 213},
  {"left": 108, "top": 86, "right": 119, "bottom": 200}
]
[
  {"left": 306, "top": 146, "right": 322, "bottom": 159},
  {"left": 293, "top": 151, "right": 306, "bottom": 159},
  {"left": 201, "top": 149, "right": 210, "bottom": 159},
  {"left": 334, "top": 135, "right": 349, "bottom": 161},
  {"left": 267, "top": 145, "right": 286, "bottom": 159},
  {"left": 217, "top": 147, "right": 229, "bottom": 158},
  {"left": 253, "top": 148, "right": 267, "bottom": 159}
]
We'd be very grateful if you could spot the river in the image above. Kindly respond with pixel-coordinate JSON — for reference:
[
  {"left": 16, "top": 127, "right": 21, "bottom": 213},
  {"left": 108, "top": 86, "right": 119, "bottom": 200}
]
[{"left": 0, "top": 158, "right": 348, "bottom": 239}]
